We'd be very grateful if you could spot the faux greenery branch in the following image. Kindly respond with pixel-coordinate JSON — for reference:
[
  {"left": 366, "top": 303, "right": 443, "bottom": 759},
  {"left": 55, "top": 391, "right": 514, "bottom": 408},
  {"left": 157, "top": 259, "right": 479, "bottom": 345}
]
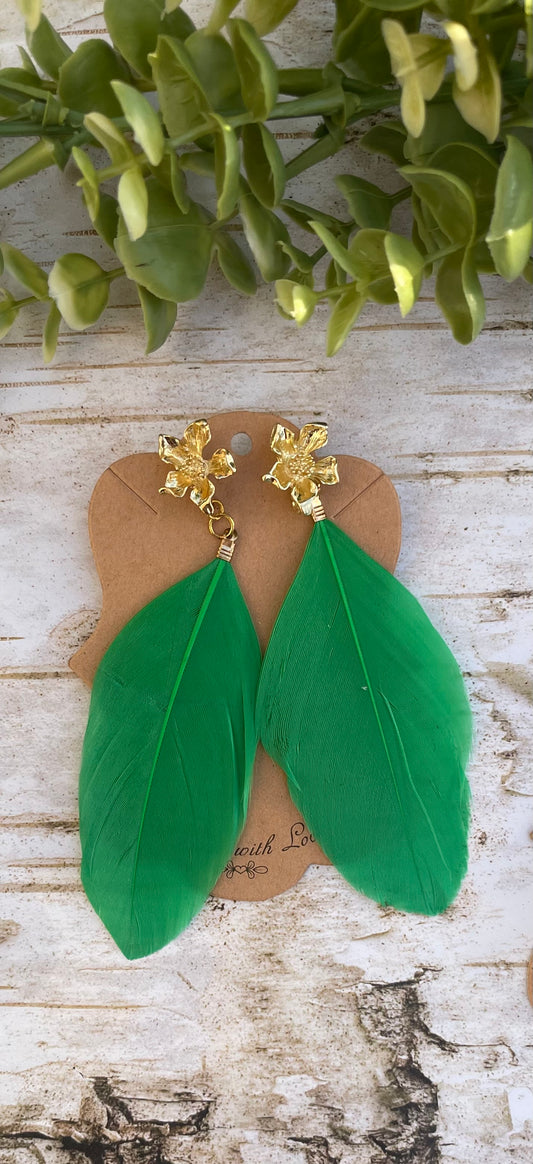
[{"left": 0, "top": 0, "right": 531, "bottom": 362}]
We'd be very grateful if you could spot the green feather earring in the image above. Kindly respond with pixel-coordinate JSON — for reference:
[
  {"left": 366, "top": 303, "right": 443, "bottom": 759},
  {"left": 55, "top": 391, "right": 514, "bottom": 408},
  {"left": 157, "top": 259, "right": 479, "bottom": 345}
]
[
  {"left": 256, "top": 423, "right": 472, "bottom": 916},
  {"left": 79, "top": 421, "right": 261, "bottom": 959}
]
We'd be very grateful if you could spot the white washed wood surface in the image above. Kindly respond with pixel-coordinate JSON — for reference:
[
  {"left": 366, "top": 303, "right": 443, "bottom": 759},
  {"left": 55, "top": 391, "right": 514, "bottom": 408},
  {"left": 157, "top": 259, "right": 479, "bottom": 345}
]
[{"left": 1, "top": 3, "right": 532, "bottom": 1162}]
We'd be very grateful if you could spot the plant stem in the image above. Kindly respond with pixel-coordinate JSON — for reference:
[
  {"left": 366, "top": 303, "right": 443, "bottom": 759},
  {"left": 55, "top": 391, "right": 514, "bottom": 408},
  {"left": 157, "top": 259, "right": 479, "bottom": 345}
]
[{"left": 285, "top": 132, "right": 344, "bottom": 180}]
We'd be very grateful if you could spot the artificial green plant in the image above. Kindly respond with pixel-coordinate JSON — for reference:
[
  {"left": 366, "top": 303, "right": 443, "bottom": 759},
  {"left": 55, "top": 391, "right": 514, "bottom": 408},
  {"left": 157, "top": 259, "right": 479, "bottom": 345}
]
[{"left": 0, "top": 0, "right": 531, "bottom": 361}]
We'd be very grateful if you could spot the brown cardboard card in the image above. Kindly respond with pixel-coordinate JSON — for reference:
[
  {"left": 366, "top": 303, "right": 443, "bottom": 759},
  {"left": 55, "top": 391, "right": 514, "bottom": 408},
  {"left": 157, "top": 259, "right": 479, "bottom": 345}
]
[{"left": 70, "top": 411, "right": 401, "bottom": 901}]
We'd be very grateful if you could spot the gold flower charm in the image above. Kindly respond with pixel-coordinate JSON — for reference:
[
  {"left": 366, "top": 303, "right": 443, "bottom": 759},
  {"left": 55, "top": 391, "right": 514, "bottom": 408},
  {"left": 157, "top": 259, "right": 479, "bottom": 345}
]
[
  {"left": 159, "top": 420, "right": 235, "bottom": 509},
  {"left": 263, "top": 423, "right": 339, "bottom": 515}
]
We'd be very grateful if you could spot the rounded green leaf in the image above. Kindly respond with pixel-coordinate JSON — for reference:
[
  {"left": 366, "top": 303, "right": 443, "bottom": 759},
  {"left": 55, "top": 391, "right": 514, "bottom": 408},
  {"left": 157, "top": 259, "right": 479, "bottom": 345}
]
[
  {"left": 240, "top": 191, "right": 290, "bottom": 281},
  {"left": 443, "top": 21, "right": 478, "bottom": 92},
  {"left": 429, "top": 142, "right": 498, "bottom": 233},
  {"left": 58, "top": 40, "right": 130, "bottom": 117},
  {"left": 326, "top": 283, "right": 366, "bottom": 356},
  {"left": 72, "top": 146, "right": 100, "bottom": 221},
  {"left": 242, "top": 123, "right": 286, "bottom": 209},
  {"left": 17, "top": 0, "right": 41, "bottom": 34},
  {"left": 48, "top": 254, "right": 110, "bottom": 330},
  {"left": 275, "top": 279, "right": 316, "bottom": 325},
  {"left": 118, "top": 168, "right": 149, "bottom": 240},
  {"left": 149, "top": 35, "right": 210, "bottom": 139},
  {"left": 111, "top": 81, "right": 165, "bottom": 165},
  {"left": 214, "top": 231, "right": 257, "bottom": 295},
  {"left": 115, "top": 179, "right": 212, "bottom": 301},
  {"left": 348, "top": 228, "right": 397, "bottom": 302},
  {"left": 42, "top": 301, "right": 61, "bottom": 363},
  {"left": 1, "top": 242, "right": 48, "bottom": 299},
  {"left": 363, "top": 0, "right": 426, "bottom": 8},
  {"left": 186, "top": 31, "right": 243, "bottom": 114},
  {"left": 83, "top": 113, "right": 133, "bottom": 167},
  {"left": 169, "top": 152, "right": 191, "bottom": 212},
  {"left": 308, "top": 220, "right": 355, "bottom": 276},
  {"left": 401, "top": 165, "right": 476, "bottom": 246},
  {"left": 245, "top": 0, "right": 299, "bottom": 35},
  {"left": 0, "top": 289, "right": 19, "bottom": 339},
  {"left": 214, "top": 119, "right": 241, "bottom": 219},
  {"left": 229, "top": 18, "right": 278, "bottom": 120},
  {"left": 93, "top": 193, "right": 120, "bottom": 249},
  {"left": 137, "top": 285, "right": 177, "bottom": 353},
  {"left": 487, "top": 135, "right": 533, "bottom": 281},
  {"left": 103, "top": 0, "right": 195, "bottom": 79},
  {"left": 384, "top": 232, "right": 424, "bottom": 315},
  {"left": 336, "top": 175, "right": 393, "bottom": 230},
  {"left": 360, "top": 121, "right": 407, "bottom": 166},
  {"left": 453, "top": 43, "right": 501, "bottom": 143},
  {"left": 435, "top": 248, "right": 485, "bottom": 343},
  {"left": 26, "top": 14, "right": 71, "bottom": 79}
]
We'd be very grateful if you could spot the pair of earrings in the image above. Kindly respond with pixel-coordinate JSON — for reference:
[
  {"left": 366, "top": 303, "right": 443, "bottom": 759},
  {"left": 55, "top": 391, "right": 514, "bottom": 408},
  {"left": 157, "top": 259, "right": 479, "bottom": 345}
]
[{"left": 79, "top": 420, "right": 472, "bottom": 960}]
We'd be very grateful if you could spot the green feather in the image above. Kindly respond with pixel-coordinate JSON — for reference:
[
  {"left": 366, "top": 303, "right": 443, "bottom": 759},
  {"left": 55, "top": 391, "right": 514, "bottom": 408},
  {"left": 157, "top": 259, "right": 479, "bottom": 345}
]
[
  {"left": 257, "top": 520, "right": 472, "bottom": 915},
  {"left": 79, "top": 559, "right": 260, "bottom": 959}
]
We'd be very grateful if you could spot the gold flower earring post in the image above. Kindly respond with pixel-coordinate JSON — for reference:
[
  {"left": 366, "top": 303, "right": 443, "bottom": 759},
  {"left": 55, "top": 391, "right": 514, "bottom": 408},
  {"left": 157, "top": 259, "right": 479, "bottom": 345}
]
[
  {"left": 159, "top": 420, "right": 238, "bottom": 560},
  {"left": 263, "top": 422, "right": 339, "bottom": 519}
]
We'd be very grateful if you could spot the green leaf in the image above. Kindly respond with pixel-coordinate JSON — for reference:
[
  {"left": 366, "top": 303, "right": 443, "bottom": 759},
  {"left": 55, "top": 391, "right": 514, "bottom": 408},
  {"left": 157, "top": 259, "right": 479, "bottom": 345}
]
[
  {"left": 382, "top": 21, "right": 446, "bottom": 137},
  {"left": 348, "top": 228, "right": 396, "bottom": 302},
  {"left": 149, "top": 35, "right": 210, "bottom": 138},
  {"left": 1, "top": 242, "right": 48, "bottom": 299},
  {"left": 185, "top": 31, "right": 243, "bottom": 114},
  {"left": 443, "top": 21, "right": 479, "bottom": 92},
  {"left": 214, "top": 119, "right": 241, "bottom": 219},
  {"left": 244, "top": 0, "right": 299, "bottom": 35},
  {"left": 0, "top": 289, "right": 19, "bottom": 339},
  {"left": 308, "top": 220, "right": 354, "bottom": 276},
  {"left": 179, "top": 150, "right": 216, "bottom": 176},
  {"left": 115, "top": 179, "right": 212, "bottom": 301},
  {"left": 404, "top": 101, "right": 489, "bottom": 166},
  {"left": 111, "top": 81, "right": 165, "bottom": 165},
  {"left": 487, "top": 136, "right": 533, "bottom": 281},
  {"left": 336, "top": 175, "right": 393, "bottom": 229},
  {"left": 137, "top": 284, "right": 177, "bottom": 353},
  {"left": 435, "top": 248, "right": 485, "bottom": 343},
  {"left": 334, "top": 2, "right": 420, "bottom": 86},
  {"left": 48, "top": 254, "right": 111, "bottom": 330},
  {"left": 279, "top": 240, "right": 315, "bottom": 272},
  {"left": 384, "top": 232, "right": 423, "bottom": 314},
  {"left": 360, "top": 121, "right": 407, "bottom": 165},
  {"left": 242, "top": 123, "right": 286, "bottom": 209},
  {"left": 0, "top": 138, "right": 61, "bottom": 192},
  {"left": 229, "top": 18, "right": 278, "bottom": 120},
  {"left": 94, "top": 193, "right": 120, "bottom": 248},
  {"left": 17, "top": 47, "right": 39, "bottom": 76},
  {"left": 453, "top": 42, "right": 501, "bottom": 143},
  {"left": 169, "top": 152, "right": 191, "bottom": 212},
  {"left": 17, "top": 0, "right": 41, "bottom": 34},
  {"left": 401, "top": 166, "right": 476, "bottom": 245},
  {"left": 83, "top": 113, "right": 133, "bottom": 167},
  {"left": 42, "top": 301, "right": 61, "bottom": 363},
  {"left": 240, "top": 191, "right": 291, "bottom": 281},
  {"left": 26, "top": 14, "right": 71, "bottom": 80},
  {"left": 207, "top": 0, "right": 240, "bottom": 34},
  {"left": 58, "top": 40, "right": 130, "bottom": 117},
  {"left": 72, "top": 146, "right": 100, "bottom": 221},
  {"left": 214, "top": 231, "right": 257, "bottom": 295},
  {"left": 275, "top": 279, "right": 316, "bottom": 324},
  {"left": 118, "top": 168, "right": 149, "bottom": 240},
  {"left": 429, "top": 142, "right": 498, "bottom": 233},
  {"left": 103, "top": 0, "right": 195, "bottom": 79},
  {"left": 326, "top": 282, "right": 366, "bottom": 355}
]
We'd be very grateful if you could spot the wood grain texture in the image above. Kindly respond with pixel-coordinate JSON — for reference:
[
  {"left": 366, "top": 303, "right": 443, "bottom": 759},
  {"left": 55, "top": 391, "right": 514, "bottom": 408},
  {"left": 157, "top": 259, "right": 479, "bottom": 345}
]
[{"left": 1, "top": 2, "right": 532, "bottom": 1161}]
